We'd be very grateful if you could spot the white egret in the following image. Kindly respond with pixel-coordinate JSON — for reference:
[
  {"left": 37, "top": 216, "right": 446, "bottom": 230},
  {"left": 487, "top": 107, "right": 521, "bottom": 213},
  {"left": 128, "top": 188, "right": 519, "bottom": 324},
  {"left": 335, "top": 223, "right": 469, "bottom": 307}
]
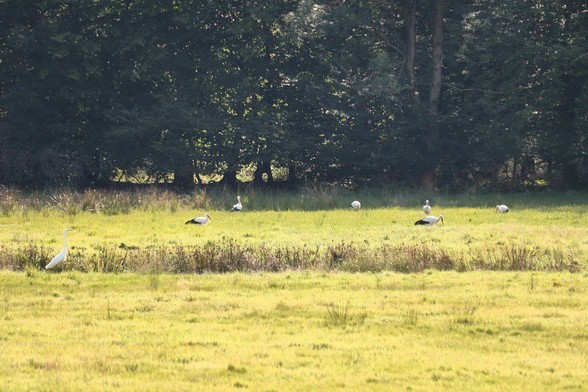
[
  {"left": 230, "top": 195, "right": 242, "bottom": 212},
  {"left": 185, "top": 213, "right": 212, "bottom": 225},
  {"left": 46, "top": 228, "right": 73, "bottom": 269},
  {"left": 423, "top": 200, "right": 432, "bottom": 215},
  {"left": 351, "top": 200, "right": 361, "bottom": 210},
  {"left": 496, "top": 205, "right": 509, "bottom": 213},
  {"left": 415, "top": 214, "right": 444, "bottom": 226}
]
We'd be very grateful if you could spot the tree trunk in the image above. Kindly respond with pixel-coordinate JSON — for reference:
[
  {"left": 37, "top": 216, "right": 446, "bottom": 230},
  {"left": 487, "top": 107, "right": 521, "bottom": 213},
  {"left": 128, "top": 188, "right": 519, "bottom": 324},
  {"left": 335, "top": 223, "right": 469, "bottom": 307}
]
[
  {"left": 194, "top": 172, "right": 203, "bottom": 185},
  {"left": 254, "top": 161, "right": 264, "bottom": 186},
  {"left": 562, "top": 163, "right": 579, "bottom": 189},
  {"left": 287, "top": 163, "right": 297, "bottom": 188},
  {"left": 253, "top": 160, "right": 274, "bottom": 186},
  {"left": 263, "top": 160, "right": 274, "bottom": 185},
  {"left": 428, "top": 0, "right": 446, "bottom": 115},
  {"left": 557, "top": 73, "right": 582, "bottom": 188},
  {"left": 222, "top": 170, "right": 238, "bottom": 187},
  {"left": 403, "top": 0, "right": 418, "bottom": 103},
  {"left": 420, "top": 0, "right": 446, "bottom": 191},
  {"left": 173, "top": 164, "right": 194, "bottom": 190},
  {"left": 83, "top": 148, "right": 109, "bottom": 188}
]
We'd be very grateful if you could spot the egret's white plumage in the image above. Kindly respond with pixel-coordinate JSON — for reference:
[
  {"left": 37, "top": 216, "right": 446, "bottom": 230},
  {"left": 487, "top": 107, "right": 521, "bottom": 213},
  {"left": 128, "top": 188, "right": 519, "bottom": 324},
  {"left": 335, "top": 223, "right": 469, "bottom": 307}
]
[
  {"left": 415, "top": 214, "right": 444, "bottom": 226},
  {"left": 496, "top": 205, "right": 509, "bottom": 213},
  {"left": 46, "top": 228, "right": 73, "bottom": 269},
  {"left": 230, "top": 195, "right": 242, "bottom": 212},
  {"left": 351, "top": 200, "right": 361, "bottom": 210},
  {"left": 423, "top": 200, "right": 432, "bottom": 215},
  {"left": 185, "top": 213, "right": 212, "bottom": 225}
]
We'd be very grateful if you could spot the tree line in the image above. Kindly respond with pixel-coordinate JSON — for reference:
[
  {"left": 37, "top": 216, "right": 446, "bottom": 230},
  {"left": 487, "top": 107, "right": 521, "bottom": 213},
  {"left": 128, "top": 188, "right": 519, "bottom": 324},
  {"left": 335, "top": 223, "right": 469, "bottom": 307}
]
[{"left": 1, "top": 0, "right": 586, "bottom": 190}]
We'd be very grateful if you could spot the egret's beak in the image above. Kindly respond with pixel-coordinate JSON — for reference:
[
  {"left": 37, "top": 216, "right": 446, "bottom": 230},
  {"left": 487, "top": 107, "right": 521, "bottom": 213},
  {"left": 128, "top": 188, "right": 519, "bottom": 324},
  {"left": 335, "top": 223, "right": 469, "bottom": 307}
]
[{"left": 440, "top": 217, "right": 444, "bottom": 225}]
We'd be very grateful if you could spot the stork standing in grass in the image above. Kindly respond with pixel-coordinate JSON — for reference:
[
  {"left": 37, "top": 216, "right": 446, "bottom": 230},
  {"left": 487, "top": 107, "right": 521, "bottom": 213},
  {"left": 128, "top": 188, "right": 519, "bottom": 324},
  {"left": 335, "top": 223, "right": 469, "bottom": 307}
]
[
  {"left": 46, "top": 228, "right": 73, "bottom": 269},
  {"left": 423, "top": 200, "right": 432, "bottom": 215},
  {"left": 351, "top": 200, "right": 361, "bottom": 210},
  {"left": 230, "top": 195, "right": 242, "bottom": 212},
  {"left": 185, "top": 213, "right": 212, "bottom": 225},
  {"left": 496, "top": 204, "right": 509, "bottom": 213},
  {"left": 415, "top": 214, "right": 444, "bottom": 226}
]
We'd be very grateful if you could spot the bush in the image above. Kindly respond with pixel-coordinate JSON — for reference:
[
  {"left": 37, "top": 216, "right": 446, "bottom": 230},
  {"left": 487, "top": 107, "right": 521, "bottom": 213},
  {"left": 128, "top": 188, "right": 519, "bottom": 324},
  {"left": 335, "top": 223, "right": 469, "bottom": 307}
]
[{"left": 1, "top": 241, "right": 581, "bottom": 274}]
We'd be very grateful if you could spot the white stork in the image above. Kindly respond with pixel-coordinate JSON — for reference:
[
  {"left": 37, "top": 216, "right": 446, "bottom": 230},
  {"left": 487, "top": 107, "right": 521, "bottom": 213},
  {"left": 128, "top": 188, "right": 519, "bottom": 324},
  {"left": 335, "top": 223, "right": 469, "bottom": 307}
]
[
  {"left": 415, "top": 214, "right": 444, "bottom": 226},
  {"left": 46, "top": 228, "right": 73, "bottom": 269},
  {"left": 423, "top": 200, "right": 432, "bottom": 215},
  {"left": 496, "top": 205, "right": 509, "bottom": 213},
  {"left": 185, "top": 213, "right": 212, "bottom": 225},
  {"left": 351, "top": 200, "right": 361, "bottom": 210},
  {"left": 230, "top": 195, "right": 242, "bottom": 212}
]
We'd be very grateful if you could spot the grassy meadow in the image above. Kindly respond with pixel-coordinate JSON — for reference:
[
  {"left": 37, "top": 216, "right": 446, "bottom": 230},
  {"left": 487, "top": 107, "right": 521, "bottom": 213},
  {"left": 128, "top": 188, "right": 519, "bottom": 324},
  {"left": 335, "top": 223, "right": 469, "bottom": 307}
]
[
  {"left": 0, "top": 188, "right": 587, "bottom": 272},
  {"left": 1, "top": 271, "right": 587, "bottom": 391},
  {"left": 1, "top": 188, "right": 588, "bottom": 390}
]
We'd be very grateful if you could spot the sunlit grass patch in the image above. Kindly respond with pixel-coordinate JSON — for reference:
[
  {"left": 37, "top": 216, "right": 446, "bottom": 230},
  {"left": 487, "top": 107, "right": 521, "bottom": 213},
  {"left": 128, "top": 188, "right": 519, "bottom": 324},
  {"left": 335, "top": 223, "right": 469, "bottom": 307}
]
[
  {"left": 1, "top": 271, "right": 587, "bottom": 390},
  {"left": 0, "top": 189, "right": 587, "bottom": 273}
]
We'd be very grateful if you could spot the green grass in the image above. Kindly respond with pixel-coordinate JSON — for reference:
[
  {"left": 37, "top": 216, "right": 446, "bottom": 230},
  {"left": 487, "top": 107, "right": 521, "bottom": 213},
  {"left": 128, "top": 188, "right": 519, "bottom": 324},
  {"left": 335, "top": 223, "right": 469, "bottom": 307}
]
[
  {"left": 1, "top": 189, "right": 587, "bottom": 272},
  {"left": 1, "top": 271, "right": 587, "bottom": 391},
  {"left": 1, "top": 189, "right": 587, "bottom": 389}
]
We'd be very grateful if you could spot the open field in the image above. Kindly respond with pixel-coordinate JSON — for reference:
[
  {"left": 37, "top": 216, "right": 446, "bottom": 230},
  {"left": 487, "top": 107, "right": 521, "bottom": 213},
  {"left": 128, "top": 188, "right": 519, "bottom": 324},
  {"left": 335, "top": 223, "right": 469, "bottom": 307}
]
[
  {"left": 1, "top": 189, "right": 587, "bottom": 272},
  {"left": 1, "top": 271, "right": 587, "bottom": 391},
  {"left": 1, "top": 190, "right": 587, "bottom": 390}
]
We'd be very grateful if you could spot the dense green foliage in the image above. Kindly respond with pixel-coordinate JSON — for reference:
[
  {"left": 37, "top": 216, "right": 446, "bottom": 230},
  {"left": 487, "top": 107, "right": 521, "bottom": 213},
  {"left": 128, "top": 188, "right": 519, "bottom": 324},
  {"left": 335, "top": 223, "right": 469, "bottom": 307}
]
[{"left": 1, "top": 0, "right": 586, "bottom": 190}]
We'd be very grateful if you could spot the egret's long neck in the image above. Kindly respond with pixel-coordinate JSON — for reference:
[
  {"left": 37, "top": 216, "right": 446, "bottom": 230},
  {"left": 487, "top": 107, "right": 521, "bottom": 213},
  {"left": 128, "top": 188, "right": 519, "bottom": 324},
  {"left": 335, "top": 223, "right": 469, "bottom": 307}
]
[{"left": 63, "top": 231, "right": 68, "bottom": 248}]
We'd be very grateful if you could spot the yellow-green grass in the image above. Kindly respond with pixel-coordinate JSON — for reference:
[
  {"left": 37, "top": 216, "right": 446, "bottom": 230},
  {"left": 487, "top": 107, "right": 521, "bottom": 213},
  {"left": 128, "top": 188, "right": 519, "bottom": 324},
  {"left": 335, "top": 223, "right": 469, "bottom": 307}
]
[
  {"left": 1, "top": 271, "right": 587, "bottom": 391},
  {"left": 1, "top": 203, "right": 587, "bottom": 271}
]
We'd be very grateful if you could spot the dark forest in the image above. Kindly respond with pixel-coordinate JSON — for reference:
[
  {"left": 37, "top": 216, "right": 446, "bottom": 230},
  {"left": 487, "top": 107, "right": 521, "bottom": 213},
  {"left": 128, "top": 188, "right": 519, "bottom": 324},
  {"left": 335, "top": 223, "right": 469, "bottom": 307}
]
[{"left": 1, "top": 0, "right": 586, "bottom": 191}]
